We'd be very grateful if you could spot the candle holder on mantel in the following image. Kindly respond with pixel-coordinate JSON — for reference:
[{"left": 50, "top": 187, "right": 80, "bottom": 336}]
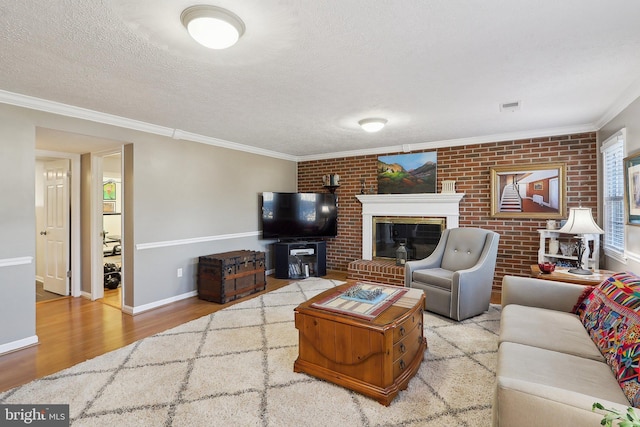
[
  {"left": 441, "top": 180, "right": 456, "bottom": 194},
  {"left": 322, "top": 174, "right": 340, "bottom": 193}
]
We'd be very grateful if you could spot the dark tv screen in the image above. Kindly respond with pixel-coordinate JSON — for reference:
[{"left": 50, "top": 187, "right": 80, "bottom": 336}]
[{"left": 261, "top": 192, "right": 338, "bottom": 239}]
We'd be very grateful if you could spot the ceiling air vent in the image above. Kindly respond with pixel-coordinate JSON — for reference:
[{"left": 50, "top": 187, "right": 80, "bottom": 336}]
[{"left": 500, "top": 101, "right": 521, "bottom": 112}]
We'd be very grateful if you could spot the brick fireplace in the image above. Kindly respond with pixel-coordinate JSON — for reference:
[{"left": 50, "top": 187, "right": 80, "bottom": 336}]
[{"left": 348, "top": 193, "right": 464, "bottom": 285}]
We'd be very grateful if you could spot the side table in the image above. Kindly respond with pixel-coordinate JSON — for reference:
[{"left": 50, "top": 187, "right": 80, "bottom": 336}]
[{"left": 530, "top": 264, "right": 615, "bottom": 286}]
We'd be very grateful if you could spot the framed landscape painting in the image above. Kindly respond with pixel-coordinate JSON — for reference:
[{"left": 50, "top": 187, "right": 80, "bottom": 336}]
[
  {"left": 377, "top": 152, "right": 437, "bottom": 194},
  {"left": 490, "top": 163, "right": 566, "bottom": 218}
]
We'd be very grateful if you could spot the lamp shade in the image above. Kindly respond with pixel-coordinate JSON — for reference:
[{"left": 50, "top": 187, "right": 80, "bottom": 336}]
[{"left": 557, "top": 207, "right": 604, "bottom": 235}]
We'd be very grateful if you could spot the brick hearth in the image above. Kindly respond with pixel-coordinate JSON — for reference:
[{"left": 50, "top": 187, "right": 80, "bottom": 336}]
[{"left": 347, "top": 259, "right": 406, "bottom": 286}]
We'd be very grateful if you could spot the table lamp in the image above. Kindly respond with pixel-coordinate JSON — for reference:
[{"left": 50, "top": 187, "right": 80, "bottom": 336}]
[{"left": 557, "top": 207, "right": 604, "bottom": 275}]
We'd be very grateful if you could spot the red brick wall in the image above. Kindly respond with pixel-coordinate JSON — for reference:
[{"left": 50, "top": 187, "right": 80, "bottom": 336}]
[{"left": 298, "top": 133, "right": 598, "bottom": 292}]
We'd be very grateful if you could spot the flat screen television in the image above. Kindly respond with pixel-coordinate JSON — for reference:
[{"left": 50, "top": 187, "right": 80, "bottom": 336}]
[{"left": 260, "top": 192, "right": 338, "bottom": 240}]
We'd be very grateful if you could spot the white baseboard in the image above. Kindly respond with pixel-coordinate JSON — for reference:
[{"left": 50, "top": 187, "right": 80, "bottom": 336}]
[
  {"left": 0, "top": 335, "right": 39, "bottom": 356},
  {"left": 127, "top": 290, "right": 199, "bottom": 315},
  {"left": 79, "top": 289, "right": 198, "bottom": 316}
]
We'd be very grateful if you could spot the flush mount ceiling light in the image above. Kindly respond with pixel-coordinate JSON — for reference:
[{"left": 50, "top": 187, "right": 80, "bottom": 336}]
[
  {"left": 181, "top": 5, "right": 245, "bottom": 49},
  {"left": 358, "top": 118, "right": 388, "bottom": 133}
]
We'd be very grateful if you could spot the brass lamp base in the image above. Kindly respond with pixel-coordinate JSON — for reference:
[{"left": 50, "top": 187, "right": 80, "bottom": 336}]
[{"left": 569, "top": 238, "right": 592, "bottom": 275}]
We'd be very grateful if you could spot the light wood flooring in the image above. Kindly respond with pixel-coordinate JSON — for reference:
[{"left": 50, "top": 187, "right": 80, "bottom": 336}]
[
  {"left": 0, "top": 271, "right": 346, "bottom": 393},
  {"left": 1, "top": 271, "right": 501, "bottom": 393}
]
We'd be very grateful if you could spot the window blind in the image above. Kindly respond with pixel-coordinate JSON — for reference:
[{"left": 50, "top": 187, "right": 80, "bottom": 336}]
[{"left": 601, "top": 132, "right": 625, "bottom": 255}]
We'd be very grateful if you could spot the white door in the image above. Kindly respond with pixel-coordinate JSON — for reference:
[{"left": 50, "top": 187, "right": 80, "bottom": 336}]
[
  {"left": 549, "top": 178, "right": 559, "bottom": 210},
  {"left": 42, "top": 159, "right": 70, "bottom": 295}
]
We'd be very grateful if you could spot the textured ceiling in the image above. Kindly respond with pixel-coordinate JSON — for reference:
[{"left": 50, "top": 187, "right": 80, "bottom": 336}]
[{"left": 3, "top": 0, "right": 640, "bottom": 158}]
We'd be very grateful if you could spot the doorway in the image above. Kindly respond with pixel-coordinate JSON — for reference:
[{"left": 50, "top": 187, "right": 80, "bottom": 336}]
[
  {"left": 101, "top": 152, "right": 123, "bottom": 309},
  {"left": 35, "top": 128, "right": 126, "bottom": 310}
]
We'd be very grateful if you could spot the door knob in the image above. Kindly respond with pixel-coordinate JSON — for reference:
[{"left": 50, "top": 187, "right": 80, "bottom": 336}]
[{"left": 40, "top": 231, "right": 47, "bottom": 235}]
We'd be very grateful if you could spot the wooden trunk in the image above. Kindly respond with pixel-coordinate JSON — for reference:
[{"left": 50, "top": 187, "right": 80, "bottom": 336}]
[
  {"left": 294, "top": 283, "right": 427, "bottom": 405},
  {"left": 198, "top": 250, "right": 266, "bottom": 303}
]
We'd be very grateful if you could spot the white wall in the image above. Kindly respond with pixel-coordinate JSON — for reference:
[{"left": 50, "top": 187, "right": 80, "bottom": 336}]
[
  {"left": 0, "top": 102, "right": 297, "bottom": 351},
  {"left": 0, "top": 112, "right": 37, "bottom": 352},
  {"left": 598, "top": 95, "right": 640, "bottom": 273},
  {"left": 129, "top": 137, "right": 296, "bottom": 307}
]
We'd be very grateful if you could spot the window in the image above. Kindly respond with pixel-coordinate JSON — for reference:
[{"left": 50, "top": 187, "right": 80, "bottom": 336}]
[{"left": 600, "top": 129, "right": 626, "bottom": 260}]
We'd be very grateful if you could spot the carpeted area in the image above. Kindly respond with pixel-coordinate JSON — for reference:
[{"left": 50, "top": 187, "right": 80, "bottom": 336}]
[{"left": 1, "top": 277, "right": 500, "bottom": 426}]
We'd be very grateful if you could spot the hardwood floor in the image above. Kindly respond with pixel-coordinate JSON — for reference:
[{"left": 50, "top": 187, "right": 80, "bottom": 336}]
[
  {"left": 0, "top": 271, "right": 501, "bottom": 393},
  {"left": 0, "top": 271, "right": 345, "bottom": 393}
]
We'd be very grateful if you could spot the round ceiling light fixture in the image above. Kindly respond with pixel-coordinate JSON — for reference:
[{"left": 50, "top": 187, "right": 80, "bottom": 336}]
[
  {"left": 181, "top": 5, "right": 245, "bottom": 49},
  {"left": 358, "top": 118, "right": 388, "bottom": 133}
]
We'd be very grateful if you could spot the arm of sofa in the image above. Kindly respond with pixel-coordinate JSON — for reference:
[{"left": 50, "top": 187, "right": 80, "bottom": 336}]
[
  {"left": 493, "top": 376, "right": 633, "bottom": 427},
  {"left": 501, "top": 275, "right": 592, "bottom": 313}
]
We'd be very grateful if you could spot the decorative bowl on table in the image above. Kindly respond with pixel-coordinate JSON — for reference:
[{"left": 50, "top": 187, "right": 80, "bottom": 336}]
[{"left": 538, "top": 262, "right": 556, "bottom": 273}]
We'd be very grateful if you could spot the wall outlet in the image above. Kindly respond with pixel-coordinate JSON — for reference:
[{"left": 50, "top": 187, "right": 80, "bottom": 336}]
[{"left": 177, "top": 268, "right": 183, "bottom": 278}]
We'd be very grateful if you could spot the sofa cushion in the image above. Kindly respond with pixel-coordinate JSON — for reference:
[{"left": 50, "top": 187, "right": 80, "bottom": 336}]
[
  {"left": 498, "top": 342, "right": 630, "bottom": 406},
  {"left": 499, "top": 304, "right": 604, "bottom": 362},
  {"left": 572, "top": 285, "right": 596, "bottom": 313},
  {"left": 412, "top": 268, "right": 453, "bottom": 290},
  {"left": 576, "top": 272, "right": 640, "bottom": 316},
  {"left": 577, "top": 271, "right": 640, "bottom": 406}
]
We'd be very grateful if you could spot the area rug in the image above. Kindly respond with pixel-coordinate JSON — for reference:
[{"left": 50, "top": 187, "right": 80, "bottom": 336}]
[{"left": 0, "top": 277, "right": 501, "bottom": 426}]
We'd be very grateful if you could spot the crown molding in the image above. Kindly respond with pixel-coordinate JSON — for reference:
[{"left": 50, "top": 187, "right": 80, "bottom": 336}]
[
  {"left": 0, "top": 89, "right": 173, "bottom": 136},
  {"left": 0, "top": 89, "right": 607, "bottom": 164},
  {"left": 171, "top": 129, "right": 298, "bottom": 161},
  {"left": 0, "top": 90, "right": 296, "bottom": 161},
  {"left": 594, "top": 75, "right": 640, "bottom": 130}
]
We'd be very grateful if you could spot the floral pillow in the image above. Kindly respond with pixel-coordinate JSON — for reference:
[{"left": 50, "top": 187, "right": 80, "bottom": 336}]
[{"left": 576, "top": 272, "right": 640, "bottom": 406}]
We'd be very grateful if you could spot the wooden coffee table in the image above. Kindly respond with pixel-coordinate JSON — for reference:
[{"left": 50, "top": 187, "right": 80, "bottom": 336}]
[{"left": 293, "top": 282, "right": 427, "bottom": 406}]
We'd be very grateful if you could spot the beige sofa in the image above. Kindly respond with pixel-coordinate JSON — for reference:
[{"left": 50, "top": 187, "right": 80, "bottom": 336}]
[{"left": 493, "top": 275, "right": 633, "bottom": 426}]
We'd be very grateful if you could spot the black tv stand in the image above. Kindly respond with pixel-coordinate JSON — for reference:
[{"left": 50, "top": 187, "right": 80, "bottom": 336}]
[{"left": 275, "top": 241, "right": 326, "bottom": 279}]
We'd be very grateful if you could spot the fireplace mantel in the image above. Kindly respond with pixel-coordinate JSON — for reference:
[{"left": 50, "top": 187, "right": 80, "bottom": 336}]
[{"left": 356, "top": 193, "right": 465, "bottom": 260}]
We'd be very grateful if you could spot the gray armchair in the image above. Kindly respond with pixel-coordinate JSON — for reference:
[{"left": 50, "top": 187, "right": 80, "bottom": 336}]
[{"left": 404, "top": 227, "right": 500, "bottom": 321}]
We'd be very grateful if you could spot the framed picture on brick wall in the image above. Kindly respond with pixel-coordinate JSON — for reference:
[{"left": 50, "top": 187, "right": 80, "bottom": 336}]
[
  {"left": 377, "top": 152, "right": 437, "bottom": 194},
  {"left": 490, "top": 163, "right": 566, "bottom": 218}
]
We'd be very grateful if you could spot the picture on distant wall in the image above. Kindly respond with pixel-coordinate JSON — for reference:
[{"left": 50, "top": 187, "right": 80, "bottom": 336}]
[
  {"left": 624, "top": 151, "right": 640, "bottom": 225},
  {"left": 490, "top": 163, "right": 566, "bottom": 218},
  {"left": 103, "top": 181, "right": 116, "bottom": 200},
  {"left": 377, "top": 152, "right": 437, "bottom": 194},
  {"left": 103, "top": 201, "right": 116, "bottom": 214}
]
